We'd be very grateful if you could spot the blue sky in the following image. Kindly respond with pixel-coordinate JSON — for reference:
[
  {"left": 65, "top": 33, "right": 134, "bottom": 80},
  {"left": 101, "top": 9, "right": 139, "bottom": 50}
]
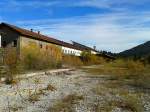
[{"left": 0, "top": 0, "right": 150, "bottom": 53}]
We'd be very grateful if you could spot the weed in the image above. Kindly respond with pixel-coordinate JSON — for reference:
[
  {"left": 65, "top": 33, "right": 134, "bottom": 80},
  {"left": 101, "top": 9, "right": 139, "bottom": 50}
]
[
  {"left": 84, "top": 59, "right": 150, "bottom": 92},
  {"left": 28, "top": 94, "right": 40, "bottom": 103},
  {"left": 21, "top": 43, "right": 62, "bottom": 70},
  {"left": 45, "top": 84, "right": 56, "bottom": 91},
  {"left": 63, "top": 55, "right": 83, "bottom": 67},
  {"left": 5, "top": 77, "right": 18, "bottom": 85},
  {"left": 48, "top": 94, "right": 84, "bottom": 112}
]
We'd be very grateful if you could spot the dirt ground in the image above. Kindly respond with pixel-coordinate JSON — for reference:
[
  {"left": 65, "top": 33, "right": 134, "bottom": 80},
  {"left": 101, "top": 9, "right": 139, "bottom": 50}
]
[{"left": 0, "top": 66, "right": 149, "bottom": 112}]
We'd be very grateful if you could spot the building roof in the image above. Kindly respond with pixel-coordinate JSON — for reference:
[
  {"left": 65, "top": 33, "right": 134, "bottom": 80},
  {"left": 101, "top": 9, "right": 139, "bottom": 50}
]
[
  {"left": 72, "top": 41, "right": 98, "bottom": 52},
  {"left": 0, "top": 22, "right": 82, "bottom": 50}
]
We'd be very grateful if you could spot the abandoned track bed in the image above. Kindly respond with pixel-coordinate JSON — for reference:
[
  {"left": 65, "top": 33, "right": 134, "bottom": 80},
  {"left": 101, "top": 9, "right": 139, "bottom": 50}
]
[{"left": 0, "top": 66, "right": 149, "bottom": 112}]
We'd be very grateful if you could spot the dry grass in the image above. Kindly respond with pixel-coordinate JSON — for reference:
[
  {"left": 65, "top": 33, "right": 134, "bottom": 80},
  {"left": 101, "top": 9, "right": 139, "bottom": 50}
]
[
  {"left": 44, "top": 84, "right": 57, "bottom": 91},
  {"left": 21, "top": 43, "right": 62, "bottom": 70},
  {"left": 81, "top": 51, "right": 106, "bottom": 65},
  {"left": 101, "top": 96, "right": 143, "bottom": 112},
  {"left": 9, "top": 105, "right": 24, "bottom": 112},
  {"left": 92, "top": 84, "right": 144, "bottom": 112},
  {"left": 62, "top": 52, "right": 106, "bottom": 67},
  {"left": 84, "top": 59, "right": 150, "bottom": 92},
  {"left": 28, "top": 93, "right": 41, "bottom": 103},
  {"left": 63, "top": 55, "right": 83, "bottom": 67},
  {"left": 28, "top": 83, "right": 56, "bottom": 103},
  {"left": 28, "top": 89, "right": 45, "bottom": 103},
  {"left": 4, "top": 77, "right": 19, "bottom": 85},
  {"left": 48, "top": 94, "right": 84, "bottom": 112},
  {"left": 85, "top": 59, "right": 148, "bottom": 111}
]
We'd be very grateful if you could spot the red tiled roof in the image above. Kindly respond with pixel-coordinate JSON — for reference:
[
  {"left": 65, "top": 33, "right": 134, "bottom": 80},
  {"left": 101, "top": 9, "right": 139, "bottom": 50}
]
[{"left": 0, "top": 22, "right": 82, "bottom": 50}]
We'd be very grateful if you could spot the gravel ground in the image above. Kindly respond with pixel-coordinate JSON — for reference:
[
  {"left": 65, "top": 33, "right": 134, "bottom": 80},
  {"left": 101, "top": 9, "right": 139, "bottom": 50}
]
[{"left": 0, "top": 67, "right": 149, "bottom": 112}]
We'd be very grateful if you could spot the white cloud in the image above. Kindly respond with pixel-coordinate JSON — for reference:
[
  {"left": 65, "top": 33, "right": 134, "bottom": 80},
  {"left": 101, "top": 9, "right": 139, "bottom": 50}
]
[
  {"left": 2, "top": 0, "right": 148, "bottom": 53},
  {"left": 0, "top": 0, "right": 60, "bottom": 12},
  {"left": 0, "top": 0, "right": 149, "bottom": 12},
  {"left": 15, "top": 11, "right": 150, "bottom": 53}
]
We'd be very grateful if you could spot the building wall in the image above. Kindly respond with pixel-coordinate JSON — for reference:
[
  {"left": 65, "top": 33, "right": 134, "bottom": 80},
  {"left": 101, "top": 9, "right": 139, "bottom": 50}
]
[
  {"left": 91, "top": 51, "right": 97, "bottom": 54},
  {"left": 0, "top": 26, "right": 20, "bottom": 57},
  {"left": 0, "top": 26, "right": 19, "bottom": 48},
  {"left": 62, "top": 46, "right": 82, "bottom": 56},
  {"left": 20, "top": 36, "right": 62, "bottom": 53},
  {"left": 19, "top": 36, "right": 63, "bottom": 61},
  {"left": 0, "top": 25, "right": 83, "bottom": 59},
  {"left": 20, "top": 36, "right": 82, "bottom": 57}
]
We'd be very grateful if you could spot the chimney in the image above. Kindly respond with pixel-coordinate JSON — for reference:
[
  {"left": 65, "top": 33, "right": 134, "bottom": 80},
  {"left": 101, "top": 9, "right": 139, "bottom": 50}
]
[
  {"left": 38, "top": 31, "right": 40, "bottom": 34},
  {"left": 30, "top": 29, "right": 33, "bottom": 32}
]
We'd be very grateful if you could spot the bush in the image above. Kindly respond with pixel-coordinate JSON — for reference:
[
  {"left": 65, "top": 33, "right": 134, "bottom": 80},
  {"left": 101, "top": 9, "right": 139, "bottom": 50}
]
[
  {"left": 62, "top": 55, "right": 83, "bottom": 67},
  {"left": 2, "top": 48, "right": 24, "bottom": 78},
  {"left": 81, "top": 51, "right": 106, "bottom": 65},
  {"left": 21, "top": 43, "right": 62, "bottom": 70},
  {"left": 108, "top": 59, "right": 145, "bottom": 73}
]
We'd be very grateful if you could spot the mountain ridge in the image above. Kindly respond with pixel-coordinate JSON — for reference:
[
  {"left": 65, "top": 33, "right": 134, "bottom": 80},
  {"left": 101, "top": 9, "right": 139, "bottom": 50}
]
[{"left": 118, "top": 41, "right": 150, "bottom": 58}]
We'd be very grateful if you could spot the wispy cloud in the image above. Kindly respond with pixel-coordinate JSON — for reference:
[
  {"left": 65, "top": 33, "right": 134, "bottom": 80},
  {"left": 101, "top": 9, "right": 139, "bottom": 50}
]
[
  {"left": 1, "top": 0, "right": 149, "bottom": 12},
  {"left": 0, "top": 0, "right": 60, "bottom": 12},
  {"left": 1, "top": 0, "right": 150, "bottom": 52},
  {"left": 16, "top": 10, "right": 150, "bottom": 53}
]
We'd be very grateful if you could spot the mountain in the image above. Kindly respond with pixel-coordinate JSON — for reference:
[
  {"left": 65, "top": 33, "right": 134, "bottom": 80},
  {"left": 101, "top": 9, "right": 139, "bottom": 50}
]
[{"left": 118, "top": 41, "right": 150, "bottom": 59}]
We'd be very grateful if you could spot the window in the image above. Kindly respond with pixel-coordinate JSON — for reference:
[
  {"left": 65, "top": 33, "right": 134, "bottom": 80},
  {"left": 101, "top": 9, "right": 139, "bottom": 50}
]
[{"left": 12, "top": 40, "right": 17, "bottom": 47}]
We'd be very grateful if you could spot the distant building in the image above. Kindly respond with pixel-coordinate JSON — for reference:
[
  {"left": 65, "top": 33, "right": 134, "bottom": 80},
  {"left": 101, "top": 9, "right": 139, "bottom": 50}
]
[
  {"left": 71, "top": 41, "right": 98, "bottom": 54},
  {"left": 0, "top": 23, "right": 99, "bottom": 59}
]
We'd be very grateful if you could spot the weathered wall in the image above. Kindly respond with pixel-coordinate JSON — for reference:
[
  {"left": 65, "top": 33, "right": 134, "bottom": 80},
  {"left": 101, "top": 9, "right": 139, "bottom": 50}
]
[
  {"left": 20, "top": 36, "right": 62, "bottom": 61},
  {"left": 0, "top": 26, "right": 20, "bottom": 48},
  {"left": 20, "top": 36, "right": 62, "bottom": 52},
  {"left": 0, "top": 26, "right": 20, "bottom": 63}
]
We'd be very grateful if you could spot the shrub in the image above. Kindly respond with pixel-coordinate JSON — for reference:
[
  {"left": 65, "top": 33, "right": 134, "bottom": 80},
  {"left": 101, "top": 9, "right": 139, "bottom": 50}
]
[
  {"left": 81, "top": 51, "right": 106, "bottom": 65},
  {"left": 1, "top": 48, "right": 24, "bottom": 82},
  {"left": 108, "top": 59, "right": 145, "bottom": 74},
  {"left": 62, "top": 55, "right": 83, "bottom": 67},
  {"left": 48, "top": 94, "right": 84, "bottom": 112},
  {"left": 62, "top": 51, "right": 106, "bottom": 67},
  {"left": 3, "top": 48, "right": 23, "bottom": 74},
  {"left": 45, "top": 84, "right": 56, "bottom": 91},
  {"left": 21, "top": 43, "right": 62, "bottom": 70}
]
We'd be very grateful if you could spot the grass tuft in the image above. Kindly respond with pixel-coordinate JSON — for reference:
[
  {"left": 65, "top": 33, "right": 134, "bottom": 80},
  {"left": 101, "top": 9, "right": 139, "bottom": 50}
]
[{"left": 48, "top": 94, "right": 84, "bottom": 112}]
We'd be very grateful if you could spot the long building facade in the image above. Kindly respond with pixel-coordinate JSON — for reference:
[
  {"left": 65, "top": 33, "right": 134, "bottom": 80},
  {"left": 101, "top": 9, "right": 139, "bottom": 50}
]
[{"left": 0, "top": 22, "right": 98, "bottom": 59}]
